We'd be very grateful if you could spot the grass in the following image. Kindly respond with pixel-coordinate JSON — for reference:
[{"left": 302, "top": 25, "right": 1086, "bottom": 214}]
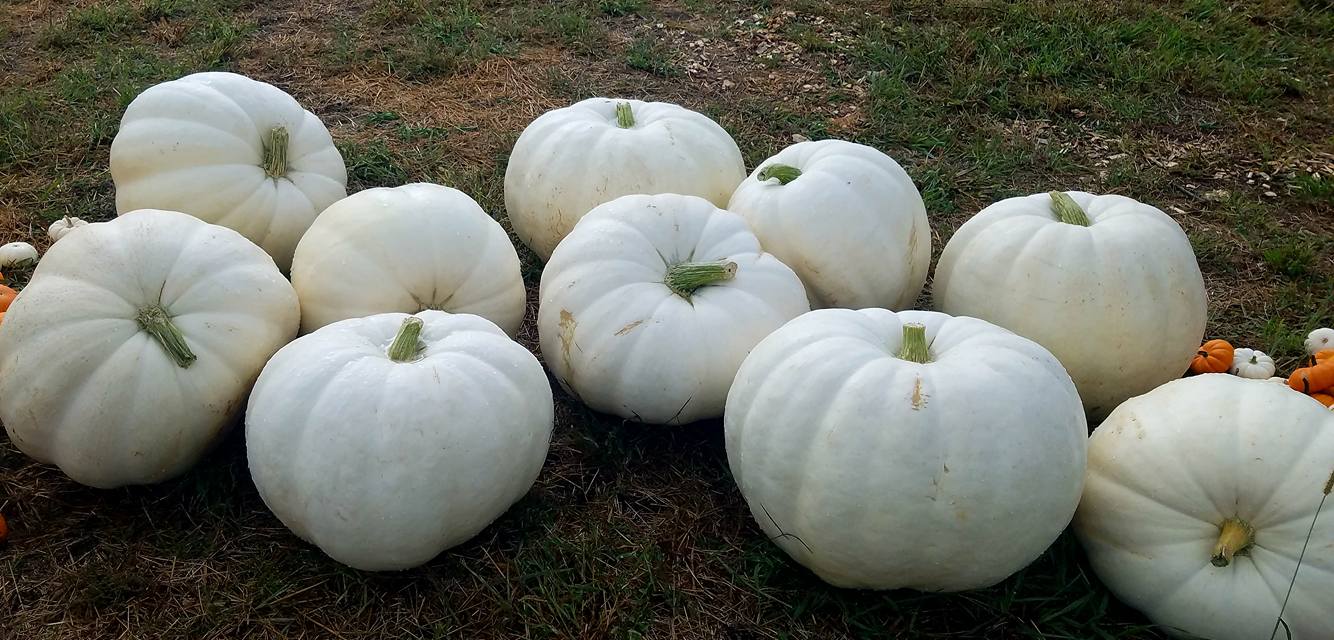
[{"left": 1, "top": 0, "right": 1331, "bottom": 638}]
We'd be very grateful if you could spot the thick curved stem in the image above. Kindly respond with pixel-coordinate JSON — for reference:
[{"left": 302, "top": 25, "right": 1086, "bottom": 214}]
[
  {"left": 137, "top": 305, "right": 196, "bottom": 368},
  {"left": 758, "top": 164, "right": 802, "bottom": 185},
  {"left": 616, "top": 102, "right": 635, "bottom": 128},
  {"left": 262, "top": 126, "right": 289, "bottom": 178},
  {"left": 665, "top": 261, "right": 737, "bottom": 299},
  {"left": 388, "top": 316, "right": 425, "bottom": 362},
  {"left": 896, "top": 323, "right": 930, "bottom": 364},
  {"left": 1049, "top": 191, "right": 1091, "bottom": 226},
  {"left": 1211, "top": 518, "right": 1255, "bottom": 567}
]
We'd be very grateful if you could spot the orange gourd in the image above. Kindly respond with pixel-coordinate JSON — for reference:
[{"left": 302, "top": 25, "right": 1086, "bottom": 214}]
[
  {"left": 0, "top": 284, "right": 15, "bottom": 312},
  {"left": 1288, "top": 360, "right": 1334, "bottom": 395},
  {"left": 1311, "top": 392, "right": 1334, "bottom": 408},
  {"left": 1301, "top": 349, "right": 1334, "bottom": 368},
  {"left": 1190, "top": 339, "right": 1234, "bottom": 374}
]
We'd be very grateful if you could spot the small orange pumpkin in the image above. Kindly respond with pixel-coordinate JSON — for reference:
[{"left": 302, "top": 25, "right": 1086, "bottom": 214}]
[
  {"left": 1301, "top": 349, "right": 1334, "bottom": 368},
  {"left": 1190, "top": 339, "right": 1234, "bottom": 374},
  {"left": 0, "top": 284, "right": 15, "bottom": 312},
  {"left": 1311, "top": 392, "right": 1334, "bottom": 408},
  {"left": 1288, "top": 359, "right": 1334, "bottom": 395}
]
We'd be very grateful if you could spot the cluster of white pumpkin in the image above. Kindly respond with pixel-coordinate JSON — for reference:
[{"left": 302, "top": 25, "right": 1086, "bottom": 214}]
[{"left": 0, "top": 71, "right": 1329, "bottom": 640}]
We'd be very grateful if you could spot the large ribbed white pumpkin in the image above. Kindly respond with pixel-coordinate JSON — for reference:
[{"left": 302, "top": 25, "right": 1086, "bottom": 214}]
[
  {"left": 1075, "top": 375, "right": 1334, "bottom": 640},
  {"left": 504, "top": 98, "right": 745, "bottom": 260},
  {"left": 933, "top": 191, "right": 1207, "bottom": 418},
  {"left": 246, "top": 311, "right": 553, "bottom": 571},
  {"left": 0, "top": 210, "right": 299, "bottom": 488},
  {"left": 538, "top": 193, "right": 809, "bottom": 425},
  {"left": 726, "top": 308, "right": 1088, "bottom": 591},
  {"left": 111, "top": 72, "right": 347, "bottom": 271},
  {"left": 727, "top": 139, "right": 931, "bottom": 310},
  {"left": 290, "top": 183, "right": 526, "bottom": 336}
]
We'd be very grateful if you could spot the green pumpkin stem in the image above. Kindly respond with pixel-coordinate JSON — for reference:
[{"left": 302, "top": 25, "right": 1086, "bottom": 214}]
[
  {"left": 262, "top": 126, "right": 289, "bottom": 178},
  {"left": 388, "top": 316, "right": 425, "bottom": 362},
  {"left": 615, "top": 102, "right": 635, "bottom": 128},
  {"left": 896, "top": 323, "right": 931, "bottom": 364},
  {"left": 665, "top": 261, "right": 737, "bottom": 299},
  {"left": 137, "top": 305, "right": 196, "bottom": 369},
  {"left": 758, "top": 164, "right": 802, "bottom": 185},
  {"left": 1049, "top": 191, "right": 1091, "bottom": 226},
  {"left": 1210, "top": 517, "right": 1255, "bottom": 567}
]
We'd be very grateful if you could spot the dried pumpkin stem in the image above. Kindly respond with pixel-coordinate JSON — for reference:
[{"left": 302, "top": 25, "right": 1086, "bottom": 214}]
[
  {"left": 896, "top": 323, "right": 931, "bottom": 364},
  {"left": 1211, "top": 517, "right": 1255, "bottom": 567},
  {"left": 137, "top": 305, "right": 196, "bottom": 369},
  {"left": 665, "top": 261, "right": 737, "bottom": 299},
  {"left": 262, "top": 126, "right": 289, "bottom": 178},
  {"left": 388, "top": 316, "right": 425, "bottom": 363},
  {"left": 758, "top": 164, "right": 802, "bottom": 185},
  {"left": 615, "top": 102, "right": 635, "bottom": 128},
  {"left": 1049, "top": 191, "right": 1091, "bottom": 226}
]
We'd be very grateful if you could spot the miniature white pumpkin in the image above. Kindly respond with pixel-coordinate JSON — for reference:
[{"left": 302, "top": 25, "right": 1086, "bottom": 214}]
[
  {"left": 725, "top": 308, "right": 1088, "bottom": 591},
  {"left": 538, "top": 193, "right": 809, "bottom": 424},
  {"left": 290, "top": 183, "right": 526, "bottom": 336},
  {"left": 111, "top": 72, "right": 348, "bottom": 270},
  {"left": 1075, "top": 375, "right": 1334, "bottom": 640},
  {"left": 246, "top": 311, "right": 553, "bottom": 571},
  {"left": 727, "top": 139, "right": 931, "bottom": 309},
  {"left": 934, "top": 191, "right": 1207, "bottom": 418},
  {"left": 0, "top": 242, "right": 38, "bottom": 268},
  {"left": 0, "top": 210, "right": 299, "bottom": 488},
  {"left": 505, "top": 98, "right": 745, "bottom": 260},
  {"left": 1306, "top": 328, "right": 1334, "bottom": 355},
  {"left": 1230, "top": 347, "right": 1276, "bottom": 379},
  {"left": 47, "top": 216, "right": 89, "bottom": 241}
]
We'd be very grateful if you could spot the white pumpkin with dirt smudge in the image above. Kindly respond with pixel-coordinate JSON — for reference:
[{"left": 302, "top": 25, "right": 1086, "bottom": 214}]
[
  {"left": 246, "top": 311, "right": 553, "bottom": 571},
  {"left": 726, "top": 139, "right": 931, "bottom": 310},
  {"left": 934, "top": 191, "right": 1207, "bottom": 419},
  {"left": 0, "top": 210, "right": 299, "bottom": 488},
  {"left": 111, "top": 72, "right": 347, "bottom": 270},
  {"left": 290, "top": 183, "right": 526, "bottom": 336},
  {"left": 725, "top": 308, "right": 1087, "bottom": 591},
  {"left": 1074, "top": 374, "right": 1334, "bottom": 640},
  {"left": 505, "top": 98, "right": 746, "bottom": 261},
  {"left": 537, "top": 193, "right": 809, "bottom": 425}
]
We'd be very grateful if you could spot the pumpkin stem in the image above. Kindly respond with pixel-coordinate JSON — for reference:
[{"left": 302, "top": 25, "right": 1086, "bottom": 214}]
[
  {"left": 262, "top": 126, "right": 289, "bottom": 178},
  {"left": 896, "top": 323, "right": 931, "bottom": 364},
  {"left": 388, "top": 316, "right": 425, "bottom": 363},
  {"left": 137, "top": 305, "right": 196, "bottom": 369},
  {"left": 1049, "top": 191, "right": 1091, "bottom": 226},
  {"left": 615, "top": 102, "right": 635, "bottom": 128},
  {"left": 758, "top": 164, "right": 802, "bottom": 185},
  {"left": 665, "top": 260, "right": 737, "bottom": 299},
  {"left": 1211, "top": 517, "right": 1255, "bottom": 567}
]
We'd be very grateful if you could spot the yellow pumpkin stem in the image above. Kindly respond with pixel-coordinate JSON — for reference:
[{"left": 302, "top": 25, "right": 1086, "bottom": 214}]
[
  {"left": 137, "top": 305, "right": 196, "bottom": 369},
  {"left": 262, "top": 126, "right": 289, "bottom": 178},
  {"left": 388, "top": 316, "right": 425, "bottom": 363},
  {"left": 1049, "top": 191, "right": 1092, "bottom": 226},
  {"left": 1211, "top": 517, "right": 1255, "bottom": 567},
  {"left": 665, "top": 261, "right": 737, "bottom": 299},
  {"left": 896, "top": 323, "right": 931, "bottom": 364},
  {"left": 615, "top": 102, "right": 635, "bottom": 128},
  {"left": 758, "top": 164, "right": 802, "bottom": 185}
]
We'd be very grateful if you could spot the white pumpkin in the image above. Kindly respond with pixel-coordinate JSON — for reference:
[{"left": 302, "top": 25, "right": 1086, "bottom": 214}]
[
  {"left": 934, "top": 191, "right": 1207, "bottom": 418},
  {"left": 47, "top": 216, "right": 89, "bottom": 241},
  {"left": 246, "top": 311, "right": 553, "bottom": 571},
  {"left": 0, "top": 242, "right": 38, "bottom": 268},
  {"left": 0, "top": 210, "right": 299, "bottom": 488},
  {"left": 538, "top": 193, "right": 809, "bottom": 424},
  {"left": 725, "top": 308, "right": 1087, "bottom": 591},
  {"left": 1307, "top": 327, "right": 1334, "bottom": 355},
  {"left": 1075, "top": 375, "right": 1334, "bottom": 640},
  {"left": 111, "top": 72, "right": 348, "bottom": 271},
  {"left": 1230, "top": 347, "right": 1276, "bottom": 379},
  {"left": 505, "top": 98, "right": 745, "bottom": 260},
  {"left": 290, "top": 183, "right": 526, "bottom": 336},
  {"left": 726, "top": 139, "right": 931, "bottom": 310}
]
